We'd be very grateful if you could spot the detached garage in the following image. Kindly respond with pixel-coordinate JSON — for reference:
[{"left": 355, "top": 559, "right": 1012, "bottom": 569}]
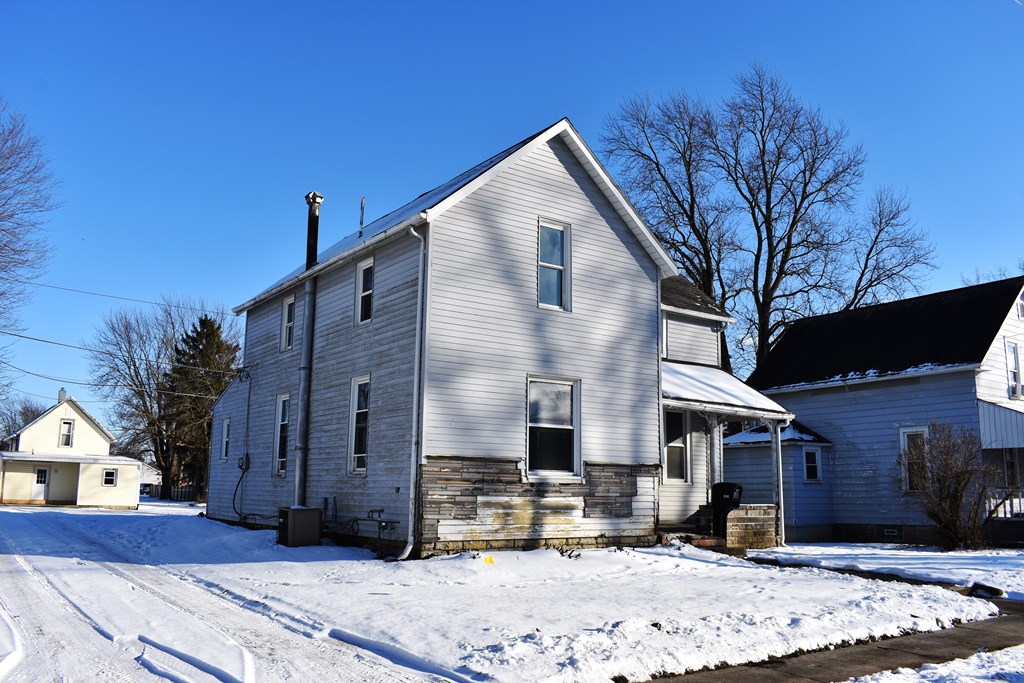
[{"left": 0, "top": 389, "right": 140, "bottom": 509}]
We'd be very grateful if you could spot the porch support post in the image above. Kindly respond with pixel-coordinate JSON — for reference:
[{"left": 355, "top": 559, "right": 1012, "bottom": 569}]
[{"left": 708, "top": 414, "right": 721, "bottom": 485}]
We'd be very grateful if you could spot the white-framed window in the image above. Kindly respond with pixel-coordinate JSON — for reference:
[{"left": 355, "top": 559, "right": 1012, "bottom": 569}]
[
  {"left": 527, "top": 377, "right": 579, "bottom": 474},
  {"left": 663, "top": 410, "right": 690, "bottom": 482},
  {"left": 1008, "top": 341, "right": 1021, "bottom": 397},
  {"left": 803, "top": 448, "right": 821, "bottom": 482},
  {"left": 350, "top": 376, "right": 370, "bottom": 472},
  {"left": 357, "top": 258, "right": 374, "bottom": 324},
  {"left": 900, "top": 426, "right": 928, "bottom": 492},
  {"left": 102, "top": 469, "right": 117, "bottom": 487},
  {"left": 1017, "top": 296, "right": 1024, "bottom": 319},
  {"left": 281, "top": 295, "right": 296, "bottom": 351},
  {"left": 58, "top": 419, "right": 74, "bottom": 448},
  {"left": 221, "top": 419, "right": 231, "bottom": 461},
  {"left": 274, "top": 394, "right": 290, "bottom": 475},
  {"left": 538, "top": 220, "right": 570, "bottom": 310}
]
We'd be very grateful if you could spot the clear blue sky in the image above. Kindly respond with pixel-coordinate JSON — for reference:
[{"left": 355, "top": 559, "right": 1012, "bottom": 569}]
[{"left": 2, "top": 1, "right": 1022, "bottom": 424}]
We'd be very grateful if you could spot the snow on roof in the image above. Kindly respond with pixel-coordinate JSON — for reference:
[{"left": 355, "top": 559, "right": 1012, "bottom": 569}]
[
  {"left": 0, "top": 451, "right": 142, "bottom": 466},
  {"left": 723, "top": 420, "right": 831, "bottom": 446},
  {"left": 662, "top": 362, "right": 793, "bottom": 419},
  {"left": 759, "top": 362, "right": 978, "bottom": 394}
]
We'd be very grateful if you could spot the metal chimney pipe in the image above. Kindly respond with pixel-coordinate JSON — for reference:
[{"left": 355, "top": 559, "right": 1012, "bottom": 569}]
[{"left": 305, "top": 191, "right": 323, "bottom": 271}]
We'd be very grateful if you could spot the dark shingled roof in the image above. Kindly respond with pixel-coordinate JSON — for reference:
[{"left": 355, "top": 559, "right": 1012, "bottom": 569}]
[
  {"left": 747, "top": 276, "right": 1024, "bottom": 391},
  {"left": 661, "top": 276, "right": 729, "bottom": 318}
]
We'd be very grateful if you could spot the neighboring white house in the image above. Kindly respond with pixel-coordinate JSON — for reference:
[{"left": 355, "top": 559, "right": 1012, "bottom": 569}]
[
  {"left": 1, "top": 389, "right": 140, "bottom": 509},
  {"left": 207, "top": 119, "right": 786, "bottom": 555}
]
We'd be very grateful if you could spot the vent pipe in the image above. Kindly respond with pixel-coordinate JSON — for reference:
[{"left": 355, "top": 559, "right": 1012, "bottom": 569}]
[{"left": 305, "top": 191, "right": 323, "bottom": 271}]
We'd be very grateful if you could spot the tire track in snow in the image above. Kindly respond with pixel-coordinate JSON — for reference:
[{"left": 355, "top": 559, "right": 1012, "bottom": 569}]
[{"left": 26, "top": 511, "right": 433, "bottom": 683}]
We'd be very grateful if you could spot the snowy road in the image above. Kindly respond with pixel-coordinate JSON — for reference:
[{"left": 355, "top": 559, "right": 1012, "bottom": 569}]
[{"left": 0, "top": 508, "right": 429, "bottom": 682}]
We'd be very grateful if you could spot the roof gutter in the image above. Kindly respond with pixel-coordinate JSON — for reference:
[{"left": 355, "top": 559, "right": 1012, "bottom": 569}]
[
  {"left": 758, "top": 363, "right": 981, "bottom": 395},
  {"left": 662, "top": 397, "right": 794, "bottom": 422},
  {"left": 660, "top": 304, "right": 735, "bottom": 324}
]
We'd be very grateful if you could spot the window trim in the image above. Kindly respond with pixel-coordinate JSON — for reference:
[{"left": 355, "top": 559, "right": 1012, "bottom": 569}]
[
  {"left": 537, "top": 219, "right": 571, "bottom": 311},
  {"left": 1007, "top": 340, "right": 1021, "bottom": 398},
  {"left": 356, "top": 258, "right": 374, "bottom": 325},
  {"left": 274, "top": 394, "right": 290, "bottom": 476},
  {"left": 58, "top": 419, "right": 75, "bottom": 448},
  {"left": 102, "top": 468, "right": 117, "bottom": 487},
  {"left": 281, "top": 295, "right": 296, "bottom": 351},
  {"left": 899, "top": 426, "right": 928, "bottom": 492},
  {"left": 803, "top": 447, "right": 821, "bottom": 482},
  {"left": 526, "top": 376, "right": 581, "bottom": 479},
  {"left": 1004, "top": 448, "right": 1020, "bottom": 488},
  {"left": 221, "top": 418, "right": 231, "bottom": 462},
  {"left": 349, "top": 375, "right": 370, "bottom": 474},
  {"left": 663, "top": 409, "right": 691, "bottom": 484}
]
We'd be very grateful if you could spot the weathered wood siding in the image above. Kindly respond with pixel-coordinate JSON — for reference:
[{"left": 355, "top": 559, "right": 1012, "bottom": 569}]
[
  {"left": 420, "top": 136, "right": 662, "bottom": 543},
  {"left": 207, "top": 234, "right": 420, "bottom": 546},
  {"left": 16, "top": 402, "right": 110, "bottom": 456},
  {"left": 771, "top": 371, "right": 980, "bottom": 527},
  {"left": 664, "top": 314, "right": 719, "bottom": 366}
]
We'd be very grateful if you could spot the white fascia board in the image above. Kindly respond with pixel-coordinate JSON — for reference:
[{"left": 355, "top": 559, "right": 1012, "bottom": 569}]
[
  {"left": 759, "top": 363, "right": 981, "bottom": 395},
  {"left": 233, "top": 220, "right": 421, "bottom": 314},
  {"left": 661, "top": 304, "right": 735, "bottom": 324},
  {"left": 662, "top": 397, "right": 794, "bottom": 422}
]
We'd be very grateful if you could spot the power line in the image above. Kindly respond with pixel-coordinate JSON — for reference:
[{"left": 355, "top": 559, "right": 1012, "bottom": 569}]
[
  {"left": 0, "top": 360, "right": 223, "bottom": 400},
  {"left": 0, "top": 330, "right": 240, "bottom": 377},
  {"left": 11, "top": 277, "right": 237, "bottom": 317}
]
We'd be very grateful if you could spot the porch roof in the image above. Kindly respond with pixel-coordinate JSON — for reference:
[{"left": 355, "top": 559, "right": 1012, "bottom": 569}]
[
  {"left": 0, "top": 451, "right": 143, "bottom": 467},
  {"left": 979, "top": 400, "right": 1024, "bottom": 449},
  {"left": 662, "top": 362, "right": 794, "bottom": 421}
]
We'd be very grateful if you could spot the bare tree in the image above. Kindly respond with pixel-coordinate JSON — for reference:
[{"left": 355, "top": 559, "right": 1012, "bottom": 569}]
[
  {"left": 0, "top": 96, "right": 58, "bottom": 396},
  {"left": 0, "top": 396, "right": 48, "bottom": 446},
  {"left": 88, "top": 298, "right": 239, "bottom": 499},
  {"left": 898, "top": 423, "right": 1006, "bottom": 550},
  {"left": 603, "top": 66, "right": 936, "bottom": 374}
]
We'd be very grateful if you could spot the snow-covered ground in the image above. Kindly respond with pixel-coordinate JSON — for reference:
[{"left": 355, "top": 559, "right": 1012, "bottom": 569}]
[
  {"left": 0, "top": 504, "right": 1003, "bottom": 682},
  {"left": 847, "top": 644, "right": 1024, "bottom": 682},
  {"left": 751, "top": 543, "right": 1024, "bottom": 601}
]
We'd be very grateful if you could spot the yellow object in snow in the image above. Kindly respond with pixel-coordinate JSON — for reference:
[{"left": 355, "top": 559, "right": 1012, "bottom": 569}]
[{"left": 484, "top": 556, "right": 494, "bottom": 565}]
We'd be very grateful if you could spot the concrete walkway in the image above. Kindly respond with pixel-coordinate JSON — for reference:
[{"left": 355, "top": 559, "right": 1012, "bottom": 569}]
[{"left": 664, "top": 599, "right": 1024, "bottom": 682}]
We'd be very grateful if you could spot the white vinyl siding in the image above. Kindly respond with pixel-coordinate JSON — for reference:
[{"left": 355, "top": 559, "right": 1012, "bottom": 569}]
[
  {"left": 424, "top": 137, "right": 661, "bottom": 471},
  {"left": 976, "top": 292, "right": 1024, "bottom": 404},
  {"left": 15, "top": 402, "right": 111, "bottom": 456},
  {"left": 76, "top": 463, "right": 139, "bottom": 507},
  {"left": 663, "top": 313, "right": 720, "bottom": 366}
]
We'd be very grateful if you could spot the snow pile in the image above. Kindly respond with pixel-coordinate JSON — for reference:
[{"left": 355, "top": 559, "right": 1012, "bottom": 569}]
[
  {"left": 0, "top": 504, "right": 1002, "bottom": 682},
  {"left": 846, "top": 643, "right": 1024, "bottom": 682},
  {"left": 751, "top": 543, "right": 1024, "bottom": 601}
]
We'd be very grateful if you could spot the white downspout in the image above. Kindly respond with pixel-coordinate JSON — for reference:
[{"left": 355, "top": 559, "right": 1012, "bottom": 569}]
[
  {"left": 772, "top": 418, "right": 790, "bottom": 546},
  {"left": 396, "top": 219, "right": 427, "bottom": 560}
]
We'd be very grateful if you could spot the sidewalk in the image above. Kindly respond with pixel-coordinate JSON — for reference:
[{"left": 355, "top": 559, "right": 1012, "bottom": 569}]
[{"left": 663, "top": 599, "right": 1024, "bottom": 682}]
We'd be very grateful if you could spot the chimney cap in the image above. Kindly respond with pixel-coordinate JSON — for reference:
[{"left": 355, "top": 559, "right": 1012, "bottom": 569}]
[{"left": 305, "top": 191, "right": 323, "bottom": 206}]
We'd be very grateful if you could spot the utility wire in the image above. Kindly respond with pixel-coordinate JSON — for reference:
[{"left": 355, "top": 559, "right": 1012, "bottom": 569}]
[
  {"left": 0, "top": 360, "right": 223, "bottom": 400},
  {"left": 10, "top": 277, "right": 236, "bottom": 317}
]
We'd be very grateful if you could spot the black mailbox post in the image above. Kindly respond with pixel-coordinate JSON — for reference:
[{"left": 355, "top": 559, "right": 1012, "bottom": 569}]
[{"left": 711, "top": 482, "right": 743, "bottom": 538}]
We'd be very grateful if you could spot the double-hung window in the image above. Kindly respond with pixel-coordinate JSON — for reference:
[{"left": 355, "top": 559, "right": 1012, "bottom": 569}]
[
  {"left": 538, "top": 221, "right": 569, "bottom": 310},
  {"left": 357, "top": 259, "right": 374, "bottom": 324},
  {"left": 274, "top": 394, "right": 290, "bottom": 475},
  {"left": 221, "top": 419, "right": 231, "bottom": 461},
  {"left": 59, "top": 419, "right": 74, "bottom": 448},
  {"left": 351, "top": 376, "right": 370, "bottom": 472},
  {"left": 102, "top": 469, "right": 117, "bottom": 487},
  {"left": 1008, "top": 341, "right": 1021, "bottom": 397},
  {"left": 900, "top": 427, "right": 928, "bottom": 492},
  {"left": 663, "top": 410, "right": 689, "bottom": 482},
  {"left": 281, "top": 296, "right": 295, "bottom": 351},
  {"left": 527, "top": 378, "right": 577, "bottom": 474},
  {"left": 803, "top": 448, "right": 821, "bottom": 481}
]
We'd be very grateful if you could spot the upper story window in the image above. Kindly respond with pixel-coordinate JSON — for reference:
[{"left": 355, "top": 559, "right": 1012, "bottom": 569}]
[
  {"left": 664, "top": 410, "right": 689, "bottom": 482},
  {"left": 351, "top": 376, "right": 370, "bottom": 472},
  {"left": 1008, "top": 341, "right": 1021, "bottom": 398},
  {"left": 221, "top": 419, "right": 231, "bottom": 461},
  {"left": 275, "top": 394, "right": 290, "bottom": 475},
  {"left": 538, "top": 221, "right": 570, "bottom": 310},
  {"left": 357, "top": 258, "right": 374, "bottom": 324},
  {"left": 527, "top": 378, "right": 578, "bottom": 474},
  {"left": 1017, "top": 295, "right": 1024, "bottom": 319},
  {"left": 900, "top": 426, "right": 928, "bottom": 492},
  {"left": 281, "top": 296, "right": 295, "bottom": 351},
  {"left": 803, "top": 448, "right": 821, "bottom": 481},
  {"left": 59, "top": 419, "right": 74, "bottom": 448}
]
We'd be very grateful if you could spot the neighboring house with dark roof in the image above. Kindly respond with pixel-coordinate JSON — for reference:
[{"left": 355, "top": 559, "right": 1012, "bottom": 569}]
[
  {"left": 206, "top": 119, "right": 789, "bottom": 555},
  {"left": 740, "top": 276, "right": 1024, "bottom": 543},
  {"left": 1, "top": 389, "right": 140, "bottom": 509}
]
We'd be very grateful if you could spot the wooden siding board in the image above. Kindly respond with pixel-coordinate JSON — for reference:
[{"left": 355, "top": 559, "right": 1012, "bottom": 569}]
[{"left": 424, "top": 137, "right": 661, "bottom": 469}]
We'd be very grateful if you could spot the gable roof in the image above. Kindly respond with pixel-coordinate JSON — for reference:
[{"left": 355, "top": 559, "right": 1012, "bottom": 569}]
[
  {"left": 723, "top": 420, "right": 831, "bottom": 447},
  {"left": 661, "top": 276, "right": 732, "bottom": 321},
  {"left": 3, "top": 395, "right": 116, "bottom": 444},
  {"left": 236, "top": 118, "right": 677, "bottom": 313},
  {"left": 747, "top": 276, "right": 1024, "bottom": 391}
]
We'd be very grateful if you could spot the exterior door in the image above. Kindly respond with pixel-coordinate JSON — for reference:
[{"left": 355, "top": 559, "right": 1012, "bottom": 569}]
[{"left": 32, "top": 467, "right": 49, "bottom": 501}]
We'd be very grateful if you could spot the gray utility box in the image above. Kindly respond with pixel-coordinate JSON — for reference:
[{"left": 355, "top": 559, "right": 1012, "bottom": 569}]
[{"left": 277, "top": 507, "right": 321, "bottom": 547}]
